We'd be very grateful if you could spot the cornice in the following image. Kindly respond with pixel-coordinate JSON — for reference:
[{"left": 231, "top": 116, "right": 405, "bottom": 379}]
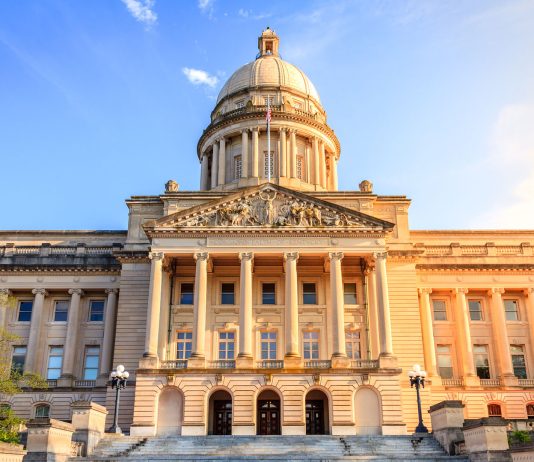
[
  {"left": 0, "top": 267, "right": 121, "bottom": 275},
  {"left": 416, "top": 263, "right": 534, "bottom": 272},
  {"left": 145, "top": 230, "right": 388, "bottom": 239},
  {"left": 114, "top": 250, "right": 150, "bottom": 264}
]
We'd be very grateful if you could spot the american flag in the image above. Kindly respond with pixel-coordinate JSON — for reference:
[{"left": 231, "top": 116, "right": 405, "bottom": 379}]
[{"left": 266, "top": 106, "right": 272, "bottom": 124}]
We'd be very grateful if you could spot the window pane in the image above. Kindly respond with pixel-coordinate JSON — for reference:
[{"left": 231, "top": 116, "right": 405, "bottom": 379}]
[
  {"left": 221, "top": 283, "right": 235, "bottom": 305},
  {"left": 54, "top": 301, "right": 69, "bottom": 322},
  {"left": 511, "top": 345, "right": 527, "bottom": 379},
  {"left": 432, "top": 300, "right": 447, "bottom": 321},
  {"left": 343, "top": 283, "right": 357, "bottom": 304},
  {"left": 35, "top": 405, "right": 50, "bottom": 418},
  {"left": 89, "top": 300, "right": 105, "bottom": 322},
  {"left": 504, "top": 300, "right": 519, "bottom": 321},
  {"left": 474, "top": 345, "right": 490, "bottom": 379},
  {"left": 180, "top": 283, "right": 194, "bottom": 305},
  {"left": 11, "top": 346, "right": 27, "bottom": 374},
  {"left": 18, "top": 301, "right": 33, "bottom": 322},
  {"left": 303, "top": 283, "right": 317, "bottom": 305},
  {"left": 468, "top": 300, "right": 483, "bottom": 321},
  {"left": 262, "top": 283, "right": 276, "bottom": 305}
]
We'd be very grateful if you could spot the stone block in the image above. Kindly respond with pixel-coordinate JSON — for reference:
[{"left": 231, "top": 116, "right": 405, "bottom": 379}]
[
  {"left": 25, "top": 418, "right": 74, "bottom": 462},
  {"left": 0, "top": 441, "right": 26, "bottom": 462},
  {"left": 463, "top": 417, "right": 512, "bottom": 462},
  {"left": 70, "top": 401, "right": 108, "bottom": 456}
]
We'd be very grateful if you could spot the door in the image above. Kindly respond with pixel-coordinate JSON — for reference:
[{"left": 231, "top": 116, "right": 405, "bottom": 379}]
[
  {"left": 257, "top": 400, "right": 281, "bottom": 435},
  {"left": 213, "top": 400, "right": 232, "bottom": 435},
  {"left": 306, "top": 400, "right": 325, "bottom": 435}
]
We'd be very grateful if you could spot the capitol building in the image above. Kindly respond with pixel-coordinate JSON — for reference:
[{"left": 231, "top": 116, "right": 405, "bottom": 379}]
[{"left": 1, "top": 28, "right": 534, "bottom": 437}]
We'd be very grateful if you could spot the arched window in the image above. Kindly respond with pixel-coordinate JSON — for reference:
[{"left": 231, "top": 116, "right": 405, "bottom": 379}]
[
  {"left": 488, "top": 403, "right": 502, "bottom": 417},
  {"left": 526, "top": 404, "right": 534, "bottom": 419},
  {"left": 35, "top": 404, "right": 50, "bottom": 418}
]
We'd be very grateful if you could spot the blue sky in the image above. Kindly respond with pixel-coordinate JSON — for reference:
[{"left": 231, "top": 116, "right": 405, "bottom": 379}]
[{"left": 1, "top": 0, "right": 533, "bottom": 231}]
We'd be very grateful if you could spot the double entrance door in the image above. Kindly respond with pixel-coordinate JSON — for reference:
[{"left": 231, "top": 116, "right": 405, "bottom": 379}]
[
  {"left": 257, "top": 399, "right": 281, "bottom": 435},
  {"left": 213, "top": 400, "right": 232, "bottom": 435},
  {"left": 306, "top": 400, "right": 325, "bottom": 435}
]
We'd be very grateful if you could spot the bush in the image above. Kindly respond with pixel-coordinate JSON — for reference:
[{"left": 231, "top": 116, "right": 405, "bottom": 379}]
[
  {"left": 509, "top": 430, "right": 532, "bottom": 445},
  {"left": 0, "top": 408, "right": 24, "bottom": 444}
]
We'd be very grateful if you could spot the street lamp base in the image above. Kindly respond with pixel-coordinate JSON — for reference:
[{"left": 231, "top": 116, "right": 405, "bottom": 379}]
[
  {"left": 414, "top": 423, "right": 429, "bottom": 433},
  {"left": 107, "top": 425, "right": 123, "bottom": 434}
]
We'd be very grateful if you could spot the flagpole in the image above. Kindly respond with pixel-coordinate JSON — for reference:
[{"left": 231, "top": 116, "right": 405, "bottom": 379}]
[{"left": 267, "top": 96, "right": 271, "bottom": 183}]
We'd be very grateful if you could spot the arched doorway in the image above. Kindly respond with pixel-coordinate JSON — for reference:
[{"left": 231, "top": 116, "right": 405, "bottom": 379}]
[
  {"left": 354, "top": 387, "right": 381, "bottom": 435},
  {"left": 305, "top": 389, "right": 329, "bottom": 435},
  {"left": 208, "top": 390, "right": 232, "bottom": 435},
  {"left": 157, "top": 387, "right": 183, "bottom": 436},
  {"left": 257, "top": 389, "right": 281, "bottom": 435}
]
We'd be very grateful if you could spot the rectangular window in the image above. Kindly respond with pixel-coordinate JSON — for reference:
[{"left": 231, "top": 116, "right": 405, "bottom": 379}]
[
  {"left": 89, "top": 300, "right": 105, "bottom": 322},
  {"left": 511, "top": 345, "right": 527, "bottom": 379},
  {"left": 234, "top": 155, "right": 242, "bottom": 179},
  {"left": 432, "top": 300, "right": 447, "bottom": 321},
  {"left": 176, "top": 331, "right": 192, "bottom": 359},
  {"left": 264, "top": 96, "right": 274, "bottom": 105},
  {"left": 261, "top": 332, "right": 277, "bottom": 360},
  {"left": 221, "top": 283, "right": 235, "bottom": 305},
  {"left": 343, "top": 283, "right": 357, "bottom": 304},
  {"left": 302, "top": 283, "right": 317, "bottom": 305},
  {"left": 262, "top": 283, "right": 276, "bottom": 305},
  {"left": 296, "top": 156, "right": 304, "bottom": 179},
  {"left": 303, "top": 331, "right": 319, "bottom": 360},
  {"left": 504, "top": 299, "right": 519, "bottom": 321},
  {"left": 293, "top": 100, "right": 303, "bottom": 110},
  {"left": 468, "top": 300, "right": 483, "bottom": 321},
  {"left": 218, "top": 332, "right": 235, "bottom": 360},
  {"left": 53, "top": 301, "right": 69, "bottom": 322},
  {"left": 180, "top": 283, "right": 194, "bottom": 305},
  {"left": 17, "top": 301, "right": 33, "bottom": 322},
  {"left": 83, "top": 346, "right": 100, "bottom": 380},
  {"left": 47, "top": 346, "right": 63, "bottom": 380},
  {"left": 11, "top": 346, "right": 27, "bottom": 374},
  {"left": 345, "top": 331, "right": 361, "bottom": 360},
  {"left": 235, "top": 100, "right": 245, "bottom": 109},
  {"left": 474, "top": 345, "right": 491, "bottom": 379},
  {"left": 263, "top": 152, "right": 274, "bottom": 177},
  {"left": 436, "top": 345, "right": 453, "bottom": 378}
]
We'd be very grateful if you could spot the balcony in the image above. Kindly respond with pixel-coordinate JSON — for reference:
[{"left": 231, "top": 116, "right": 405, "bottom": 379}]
[
  {"left": 351, "top": 359, "right": 379, "bottom": 369},
  {"left": 304, "top": 360, "right": 331, "bottom": 369},
  {"left": 518, "top": 379, "right": 534, "bottom": 387},
  {"left": 74, "top": 380, "right": 96, "bottom": 388},
  {"left": 480, "top": 378, "right": 501, "bottom": 387},
  {"left": 442, "top": 378, "right": 464, "bottom": 387},
  {"left": 208, "top": 360, "right": 236, "bottom": 369},
  {"left": 46, "top": 379, "right": 57, "bottom": 388},
  {"left": 161, "top": 360, "right": 188, "bottom": 369},
  {"left": 256, "top": 360, "right": 284, "bottom": 369}
]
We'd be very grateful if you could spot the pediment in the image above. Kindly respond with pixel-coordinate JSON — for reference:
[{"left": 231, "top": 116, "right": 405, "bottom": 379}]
[{"left": 145, "top": 184, "right": 394, "bottom": 235}]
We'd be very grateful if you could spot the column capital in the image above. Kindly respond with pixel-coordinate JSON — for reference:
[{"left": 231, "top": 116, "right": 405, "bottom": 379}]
[
  {"left": 524, "top": 288, "right": 534, "bottom": 296},
  {"left": 219, "top": 137, "right": 226, "bottom": 144},
  {"left": 0, "top": 288, "right": 11, "bottom": 296},
  {"left": 454, "top": 288, "right": 469, "bottom": 294},
  {"left": 68, "top": 288, "right": 84, "bottom": 296},
  {"left": 278, "top": 127, "right": 286, "bottom": 134},
  {"left": 105, "top": 288, "right": 119, "bottom": 295},
  {"left": 32, "top": 288, "right": 47, "bottom": 296},
  {"left": 418, "top": 288, "right": 433, "bottom": 295},
  {"left": 328, "top": 251, "right": 344, "bottom": 261},
  {"left": 194, "top": 252, "right": 209, "bottom": 262},
  {"left": 239, "top": 252, "right": 254, "bottom": 261},
  {"left": 251, "top": 126, "right": 259, "bottom": 133},
  {"left": 241, "top": 128, "right": 248, "bottom": 134},
  {"left": 283, "top": 252, "right": 299, "bottom": 262},
  {"left": 373, "top": 251, "right": 388, "bottom": 260},
  {"left": 149, "top": 251, "right": 164, "bottom": 261},
  {"left": 489, "top": 288, "right": 505, "bottom": 295}
]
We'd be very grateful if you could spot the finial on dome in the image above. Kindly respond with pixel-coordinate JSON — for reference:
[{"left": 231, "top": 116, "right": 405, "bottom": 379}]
[{"left": 258, "top": 27, "right": 279, "bottom": 57}]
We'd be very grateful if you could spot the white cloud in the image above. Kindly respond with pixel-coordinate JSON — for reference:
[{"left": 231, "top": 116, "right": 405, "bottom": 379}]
[
  {"left": 198, "top": 0, "right": 215, "bottom": 17},
  {"left": 182, "top": 67, "right": 218, "bottom": 88},
  {"left": 238, "top": 8, "right": 271, "bottom": 20},
  {"left": 121, "top": 0, "right": 157, "bottom": 27},
  {"left": 473, "top": 104, "right": 534, "bottom": 228}
]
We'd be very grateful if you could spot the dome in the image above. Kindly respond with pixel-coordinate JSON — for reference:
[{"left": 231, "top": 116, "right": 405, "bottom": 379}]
[{"left": 216, "top": 56, "right": 321, "bottom": 105}]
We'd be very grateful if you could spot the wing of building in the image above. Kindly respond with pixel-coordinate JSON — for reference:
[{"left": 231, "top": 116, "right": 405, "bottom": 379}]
[{"left": 2, "top": 28, "right": 534, "bottom": 437}]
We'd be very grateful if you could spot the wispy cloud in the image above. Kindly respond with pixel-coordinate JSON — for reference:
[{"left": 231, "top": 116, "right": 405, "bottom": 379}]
[
  {"left": 182, "top": 67, "right": 218, "bottom": 88},
  {"left": 238, "top": 8, "right": 271, "bottom": 20},
  {"left": 121, "top": 0, "right": 157, "bottom": 28},
  {"left": 473, "top": 104, "right": 534, "bottom": 228},
  {"left": 198, "top": 0, "right": 215, "bottom": 18}
]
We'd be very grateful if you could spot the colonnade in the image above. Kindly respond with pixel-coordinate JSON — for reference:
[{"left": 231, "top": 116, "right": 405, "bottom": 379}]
[
  {"left": 143, "top": 251, "right": 394, "bottom": 365},
  {"left": 199, "top": 129, "right": 338, "bottom": 191},
  {"left": 418, "top": 287, "right": 534, "bottom": 384},
  {"left": 0, "top": 287, "right": 118, "bottom": 380}
]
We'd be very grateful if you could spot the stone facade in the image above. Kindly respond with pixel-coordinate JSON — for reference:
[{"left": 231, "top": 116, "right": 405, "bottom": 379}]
[{"left": 1, "top": 29, "right": 534, "bottom": 438}]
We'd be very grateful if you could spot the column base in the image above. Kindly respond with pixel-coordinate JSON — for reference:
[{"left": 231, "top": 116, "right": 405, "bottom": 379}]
[
  {"left": 463, "top": 375, "right": 481, "bottom": 387},
  {"left": 284, "top": 355, "right": 303, "bottom": 369},
  {"left": 57, "top": 376, "right": 73, "bottom": 388},
  {"left": 187, "top": 357, "right": 206, "bottom": 369},
  {"left": 378, "top": 353, "right": 398, "bottom": 368},
  {"left": 500, "top": 374, "right": 519, "bottom": 387},
  {"left": 139, "top": 355, "right": 159, "bottom": 369},
  {"left": 236, "top": 356, "right": 254, "bottom": 369},
  {"left": 331, "top": 356, "right": 351, "bottom": 369},
  {"left": 96, "top": 374, "right": 110, "bottom": 387}
]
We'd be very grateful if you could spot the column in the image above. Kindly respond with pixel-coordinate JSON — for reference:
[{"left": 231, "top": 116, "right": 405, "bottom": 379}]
[
  {"left": 144, "top": 252, "right": 164, "bottom": 359},
  {"left": 290, "top": 130, "right": 297, "bottom": 178},
  {"left": 25, "top": 288, "right": 47, "bottom": 373},
  {"left": 329, "top": 252, "right": 346, "bottom": 357},
  {"left": 200, "top": 153, "right": 209, "bottom": 190},
  {"left": 279, "top": 129, "right": 287, "bottom": 177},
  {"left": 525, "top": 289, "right": 534, "bottom": 366},
  {"left": 313, "top": 137, "right": 320, "bottom": 186},
  {"left": 331, "top": 154, "right": 338, "bottom": 190},
  {"left": 241, "top": 129, "right": 249, "bottom": 178},
  {"left": 211, "top": 143, "right": 219, "bottom": 189},
  {"left": 418, "top": 289, "right": 438, "bottom": 376},
  {"left": 191, "top": 252, "right": 209, "bottom": 359},
  {"left": 320, "top": 141, "right": 327, "bottom": 188},
  {"left": 0, "top": 288, "right": 10, "bottom": 329},
  {"left": 453, "top": 288, "right": 476, "bottom": 377},
  {"left": 365, "top": 265, "right": 380, "bottom": 358},
  {"left": 238, "top": 252, "right": 253, "bottom": 360},
  {"left": 99, "top": 289, "right": 118, "bottom": 377},
  {"left": 61, "top": 288, "right": 83, "bottom": 378},
  {"left": 489, "top": 288, "right": 514, "bottom": 378},
  {"left": 374, "top": 252, "right": 393, "bottom": 356},
  {"left": 284, "top": 252, "right": 300, "bottom": 357},
  {"left": 217, "top": 137, "right": 226, "bottom": 186},
  {"left": 251, "top": 128, "right": 259, "bottom": 177}
]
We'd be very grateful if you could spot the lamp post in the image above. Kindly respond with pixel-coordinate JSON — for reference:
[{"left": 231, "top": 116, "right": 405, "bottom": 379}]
[
  {"left": 108, "top": 365, "right": 129, "bottom": 434},
  {"left": 408, "top": 364, "right": 428, "bottom": 433}
]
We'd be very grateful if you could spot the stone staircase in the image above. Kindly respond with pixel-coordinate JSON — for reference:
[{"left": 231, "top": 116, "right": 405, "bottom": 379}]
[{"left": 74, "top": 435, "right": 469, "bottom": 461}]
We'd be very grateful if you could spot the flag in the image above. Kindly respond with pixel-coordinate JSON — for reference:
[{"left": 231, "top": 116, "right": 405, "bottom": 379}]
[{"left": 266, "top": 106, "right": 272, "bottom": 124}]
